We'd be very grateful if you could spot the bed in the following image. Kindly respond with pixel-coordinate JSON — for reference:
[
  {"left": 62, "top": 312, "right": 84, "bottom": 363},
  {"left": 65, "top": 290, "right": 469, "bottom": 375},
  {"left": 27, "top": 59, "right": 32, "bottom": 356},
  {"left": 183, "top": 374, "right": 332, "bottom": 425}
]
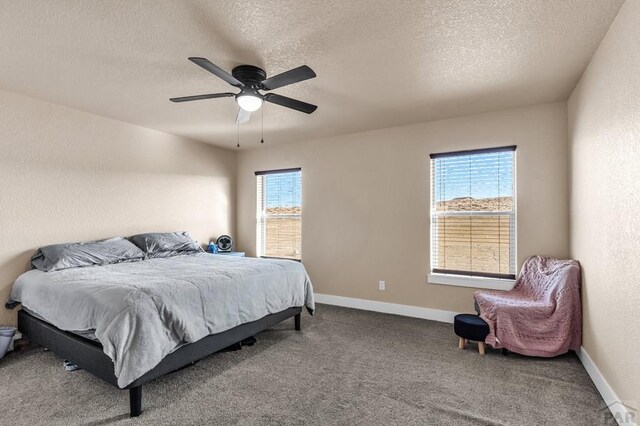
[{"left": 6, "top": 234, "right": 314, "bottom": 417}]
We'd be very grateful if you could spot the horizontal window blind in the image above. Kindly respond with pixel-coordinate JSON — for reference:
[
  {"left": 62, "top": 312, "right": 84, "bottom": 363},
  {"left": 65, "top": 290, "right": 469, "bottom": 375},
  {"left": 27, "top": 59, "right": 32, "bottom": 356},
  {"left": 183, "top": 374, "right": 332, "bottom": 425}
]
[
  {"left": 430, "top": 146, "right": 516, "bottom": 279},
  {"left": 256, "top": 168, "right": 302, "bottom": 260}
]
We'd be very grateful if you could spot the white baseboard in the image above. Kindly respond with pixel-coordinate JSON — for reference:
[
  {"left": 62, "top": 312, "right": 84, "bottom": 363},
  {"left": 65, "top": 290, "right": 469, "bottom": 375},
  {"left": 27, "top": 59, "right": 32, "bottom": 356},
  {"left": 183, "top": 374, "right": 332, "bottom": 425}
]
[
  {"left": 314, "top": 293, "right": 458, "bottom": 323},
  {"left": 577, "top": 347, "right": 637, "bottom": 425}
]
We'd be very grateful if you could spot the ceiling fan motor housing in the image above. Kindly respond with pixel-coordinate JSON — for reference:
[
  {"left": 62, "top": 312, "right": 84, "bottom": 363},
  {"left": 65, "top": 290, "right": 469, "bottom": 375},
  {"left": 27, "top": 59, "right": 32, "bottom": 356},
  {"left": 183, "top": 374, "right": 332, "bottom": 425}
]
[
  {"left": 170, "top": 58, "right": 317, "bottom": 114},
  {"left": 232, "top": 65, "right": 267, "bottom": 87}
]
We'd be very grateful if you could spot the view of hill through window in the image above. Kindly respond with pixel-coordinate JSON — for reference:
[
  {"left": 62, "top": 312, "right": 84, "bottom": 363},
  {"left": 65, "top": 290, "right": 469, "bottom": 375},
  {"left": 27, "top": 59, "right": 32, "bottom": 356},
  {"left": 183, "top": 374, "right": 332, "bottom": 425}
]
[{"left": 431, "top": 149, "right": 516, "bottom": 278}]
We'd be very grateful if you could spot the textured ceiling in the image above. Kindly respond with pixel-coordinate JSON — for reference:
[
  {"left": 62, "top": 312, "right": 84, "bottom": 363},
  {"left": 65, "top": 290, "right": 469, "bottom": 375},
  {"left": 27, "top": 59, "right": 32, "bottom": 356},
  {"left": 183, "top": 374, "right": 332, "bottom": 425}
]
[{"left": 0, "top": 0, "right": 624, "bottom": 149}]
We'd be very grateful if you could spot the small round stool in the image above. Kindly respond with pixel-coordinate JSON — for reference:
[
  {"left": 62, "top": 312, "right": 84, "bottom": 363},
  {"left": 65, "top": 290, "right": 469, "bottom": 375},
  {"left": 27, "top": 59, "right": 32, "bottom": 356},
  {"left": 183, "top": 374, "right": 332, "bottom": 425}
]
[{"left": 454, "top": 314, "right": 490, "bottom": 355}]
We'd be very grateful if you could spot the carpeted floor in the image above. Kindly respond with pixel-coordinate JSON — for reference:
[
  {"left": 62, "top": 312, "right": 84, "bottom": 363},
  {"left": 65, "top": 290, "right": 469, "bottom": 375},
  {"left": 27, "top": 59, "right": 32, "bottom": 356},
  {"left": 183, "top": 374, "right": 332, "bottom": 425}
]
[{"left": 0, "top": 304, "right": 614, "bottom": 425}]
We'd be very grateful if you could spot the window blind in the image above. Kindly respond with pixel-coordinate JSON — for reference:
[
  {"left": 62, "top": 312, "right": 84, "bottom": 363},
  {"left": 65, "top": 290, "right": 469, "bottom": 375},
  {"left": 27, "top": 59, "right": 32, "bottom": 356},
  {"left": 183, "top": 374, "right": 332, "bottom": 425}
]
[
  {"left": 256, "top": 168, "right": 302, "bottom": 260},
  {"left": 430, "top": 146, "right": 516, "bottom": 279}
]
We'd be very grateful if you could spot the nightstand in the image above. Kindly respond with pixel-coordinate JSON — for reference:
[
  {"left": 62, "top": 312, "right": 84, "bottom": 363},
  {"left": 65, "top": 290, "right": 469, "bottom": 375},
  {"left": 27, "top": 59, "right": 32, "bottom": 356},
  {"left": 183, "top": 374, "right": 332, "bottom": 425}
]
[{"left": 212, "top": 251, "right": 245, "bottom": 257}]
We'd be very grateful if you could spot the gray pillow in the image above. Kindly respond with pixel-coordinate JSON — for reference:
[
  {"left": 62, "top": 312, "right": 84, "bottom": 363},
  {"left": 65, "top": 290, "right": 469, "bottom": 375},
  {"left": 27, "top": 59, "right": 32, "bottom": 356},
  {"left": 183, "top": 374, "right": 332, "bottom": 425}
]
[
  {"left": 32, "top": 237, "right": 146, "bottom": 272},
  {"left": 129, "top": 231, "right": 203, "bottom": 259}
]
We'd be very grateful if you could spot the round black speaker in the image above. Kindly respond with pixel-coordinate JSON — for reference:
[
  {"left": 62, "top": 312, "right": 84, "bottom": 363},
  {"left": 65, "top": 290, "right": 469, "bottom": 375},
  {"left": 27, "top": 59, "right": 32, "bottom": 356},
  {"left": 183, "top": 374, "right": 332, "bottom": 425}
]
[{"left": 216, "top": 235, "right": 233, "bottom": 252}]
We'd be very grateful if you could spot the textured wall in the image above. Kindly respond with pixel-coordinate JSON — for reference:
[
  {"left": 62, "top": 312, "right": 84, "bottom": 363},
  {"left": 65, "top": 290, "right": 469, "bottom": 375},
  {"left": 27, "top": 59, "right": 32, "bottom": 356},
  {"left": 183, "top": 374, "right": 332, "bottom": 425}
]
[
  {"left": 237, "top": 102, "right": 569, "bottom": 314},
  {"left": 0, "top": 89, "right": 236, "bottom": 326},
  {"left": 568, "top": 0, "right": 640, "bottom": 409}
]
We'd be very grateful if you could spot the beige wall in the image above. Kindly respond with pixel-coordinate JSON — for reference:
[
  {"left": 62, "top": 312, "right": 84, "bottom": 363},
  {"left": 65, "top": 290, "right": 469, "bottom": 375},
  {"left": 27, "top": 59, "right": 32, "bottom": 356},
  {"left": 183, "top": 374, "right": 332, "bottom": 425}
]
[
  {"left": 0, "top": 89, "right": 236, "bottom": 326},
  {"left": 237, "top": 102, "right": 569, "bottom": 314},
  {"left": 568, "top": 0, "right": 639, "bottom": 409}
]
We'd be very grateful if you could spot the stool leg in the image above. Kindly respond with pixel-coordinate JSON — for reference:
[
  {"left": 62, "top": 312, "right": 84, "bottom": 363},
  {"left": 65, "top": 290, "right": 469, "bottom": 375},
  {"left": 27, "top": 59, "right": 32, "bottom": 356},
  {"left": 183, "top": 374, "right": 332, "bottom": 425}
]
[
  {"left": 478, "top": 342, "right": 486, "bottom": 355},
  {"left": 458, "top": 337, "right": 465, "bottom": 349}
]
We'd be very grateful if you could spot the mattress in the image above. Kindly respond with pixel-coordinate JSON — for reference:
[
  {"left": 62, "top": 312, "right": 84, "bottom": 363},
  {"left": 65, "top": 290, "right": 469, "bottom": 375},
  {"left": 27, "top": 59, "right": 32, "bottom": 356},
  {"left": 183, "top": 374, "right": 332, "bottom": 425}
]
[
  {"left": 9, "top": 253, "right": 314, "bottom": 387},
  {"left": 22, "top": 308, "right": 99, "bottom": 342}
]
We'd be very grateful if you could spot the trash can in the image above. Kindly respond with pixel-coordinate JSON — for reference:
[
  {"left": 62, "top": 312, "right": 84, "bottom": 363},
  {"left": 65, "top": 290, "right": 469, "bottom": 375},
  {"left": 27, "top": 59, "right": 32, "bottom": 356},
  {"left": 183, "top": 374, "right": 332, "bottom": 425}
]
[{"left": 0, "top": 326, "right": 17, "bottom": 359}]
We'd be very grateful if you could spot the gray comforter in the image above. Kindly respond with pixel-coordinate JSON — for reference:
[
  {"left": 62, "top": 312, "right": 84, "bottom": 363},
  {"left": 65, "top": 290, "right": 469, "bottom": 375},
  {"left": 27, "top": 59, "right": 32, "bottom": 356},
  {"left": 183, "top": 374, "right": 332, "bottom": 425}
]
[{"left": 8, "top": 253, "right": 314, "bottom": 387}]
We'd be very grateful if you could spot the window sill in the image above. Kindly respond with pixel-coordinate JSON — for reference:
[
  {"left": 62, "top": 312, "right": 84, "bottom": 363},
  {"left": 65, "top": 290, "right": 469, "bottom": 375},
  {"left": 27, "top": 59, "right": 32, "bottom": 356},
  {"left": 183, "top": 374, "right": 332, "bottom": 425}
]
[{"left": 428, "top": 273, "right": 515, "bottom": 291}]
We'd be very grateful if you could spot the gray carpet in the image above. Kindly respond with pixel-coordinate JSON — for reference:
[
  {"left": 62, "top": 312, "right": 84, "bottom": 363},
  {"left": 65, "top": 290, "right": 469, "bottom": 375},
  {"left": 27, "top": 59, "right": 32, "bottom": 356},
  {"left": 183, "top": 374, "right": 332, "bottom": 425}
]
[{"left": 0, "top": 304, "right": 614, "bottom": 425}]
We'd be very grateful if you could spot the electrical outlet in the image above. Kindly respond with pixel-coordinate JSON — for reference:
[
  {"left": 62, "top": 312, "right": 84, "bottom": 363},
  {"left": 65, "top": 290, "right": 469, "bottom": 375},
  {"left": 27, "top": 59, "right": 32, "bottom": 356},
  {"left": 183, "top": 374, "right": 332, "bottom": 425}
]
[{"left": 378, "top": 280, "right": 386, "bottom": 291}]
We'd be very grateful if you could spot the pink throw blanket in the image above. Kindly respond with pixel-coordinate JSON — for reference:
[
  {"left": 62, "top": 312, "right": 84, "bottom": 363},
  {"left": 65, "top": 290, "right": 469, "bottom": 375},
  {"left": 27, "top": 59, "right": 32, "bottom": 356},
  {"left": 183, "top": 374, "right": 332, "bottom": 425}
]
[{"left": 474, "top": 256, "right": 581, "bottom": 357}]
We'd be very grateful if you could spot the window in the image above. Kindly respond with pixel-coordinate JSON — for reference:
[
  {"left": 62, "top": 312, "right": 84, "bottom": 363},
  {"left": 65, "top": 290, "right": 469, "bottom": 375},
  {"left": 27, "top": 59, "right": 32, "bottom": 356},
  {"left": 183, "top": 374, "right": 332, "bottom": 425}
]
[
  {"left": 429, "top": 146, "right": 516, "bottom": 285},
  {"left": 256, "top": 168, "right": 302, "bottom": 260}
]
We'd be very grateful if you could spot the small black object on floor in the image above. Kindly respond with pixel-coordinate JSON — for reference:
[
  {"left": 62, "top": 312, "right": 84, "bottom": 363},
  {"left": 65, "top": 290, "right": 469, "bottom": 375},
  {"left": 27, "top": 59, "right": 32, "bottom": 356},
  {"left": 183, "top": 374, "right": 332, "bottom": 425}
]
[
  {"left": 173, "top": 336, "right": 259, "bottom": 373},
  {"left": 64, "top": 360, "right": 81, "bottom": 371},
  {"left": 241, "top": 336, "right": 257, "bottom": 346},
  {"left": 220, "top": 335, "right": 257, "bottom": 352}
]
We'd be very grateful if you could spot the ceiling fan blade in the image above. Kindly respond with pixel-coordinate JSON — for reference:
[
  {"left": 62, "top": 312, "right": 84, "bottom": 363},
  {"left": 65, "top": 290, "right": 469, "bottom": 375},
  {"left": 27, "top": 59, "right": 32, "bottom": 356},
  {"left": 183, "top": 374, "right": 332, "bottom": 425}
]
[
  {"left": 264, "top": 93, "right": 317, "bottom": 114},
  {"left": 236, "top": 107, "right": 252, "bottom": 124},
  {"left": 261, "top": 65, "right": 316, "bottom": 90},
  {"left": 188, "top": 57, "right": 244, "bottom": 87},
  {"left": 170, "top": 93, "right": 235, "bottom": 103}
]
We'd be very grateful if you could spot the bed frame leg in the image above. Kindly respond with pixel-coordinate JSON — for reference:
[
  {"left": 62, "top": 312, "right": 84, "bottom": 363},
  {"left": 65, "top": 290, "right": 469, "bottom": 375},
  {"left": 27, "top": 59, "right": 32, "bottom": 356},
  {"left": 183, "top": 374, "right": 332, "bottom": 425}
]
[
  {"left": 294, "top": 313, "right": 301, "bottom": 331},
  {"left": 129, "top": 385, "right": 143, "bottom": 417}
]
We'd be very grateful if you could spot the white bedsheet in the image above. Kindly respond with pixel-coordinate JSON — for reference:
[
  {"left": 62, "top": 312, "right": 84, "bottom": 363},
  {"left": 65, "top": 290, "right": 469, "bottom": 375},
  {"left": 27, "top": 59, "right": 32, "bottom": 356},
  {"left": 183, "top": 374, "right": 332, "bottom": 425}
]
[{"left": 9, "top": 253, "right": 314, "bottom": 387}]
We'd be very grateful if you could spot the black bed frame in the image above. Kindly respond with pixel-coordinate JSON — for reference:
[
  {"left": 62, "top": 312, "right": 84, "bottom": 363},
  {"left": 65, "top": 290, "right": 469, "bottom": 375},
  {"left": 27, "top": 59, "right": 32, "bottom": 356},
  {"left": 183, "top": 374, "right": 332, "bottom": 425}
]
[{"left": 17, "top": 307, "right": 302, "bottom": 417}]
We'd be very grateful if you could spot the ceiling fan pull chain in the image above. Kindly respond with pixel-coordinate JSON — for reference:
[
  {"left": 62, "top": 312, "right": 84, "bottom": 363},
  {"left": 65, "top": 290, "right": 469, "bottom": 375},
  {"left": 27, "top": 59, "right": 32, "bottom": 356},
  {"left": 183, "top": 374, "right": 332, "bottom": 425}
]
[
  {"left": 236, "top": 122, "right": 240, "bottom": 148},
  {"left": 261, "top": 108, "right": 264, "bottom": 144}
]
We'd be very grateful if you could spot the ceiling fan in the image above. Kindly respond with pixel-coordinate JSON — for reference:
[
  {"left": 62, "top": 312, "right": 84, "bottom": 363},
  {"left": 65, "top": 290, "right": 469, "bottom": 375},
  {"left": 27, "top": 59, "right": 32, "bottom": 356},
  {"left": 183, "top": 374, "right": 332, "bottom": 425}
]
[{"left": 170, "top": 57, "right": 317, "bottom": 123}]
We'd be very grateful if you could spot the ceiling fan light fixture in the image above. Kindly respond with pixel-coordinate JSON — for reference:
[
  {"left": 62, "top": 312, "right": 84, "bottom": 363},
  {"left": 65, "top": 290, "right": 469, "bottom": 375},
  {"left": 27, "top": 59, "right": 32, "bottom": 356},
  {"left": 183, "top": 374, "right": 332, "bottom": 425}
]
[
  {"left": 236, "top": 94, "right": 263, "bottom": 112},
  {"left": 170, "top": 58, "right": 317, "bottom": 117}
]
